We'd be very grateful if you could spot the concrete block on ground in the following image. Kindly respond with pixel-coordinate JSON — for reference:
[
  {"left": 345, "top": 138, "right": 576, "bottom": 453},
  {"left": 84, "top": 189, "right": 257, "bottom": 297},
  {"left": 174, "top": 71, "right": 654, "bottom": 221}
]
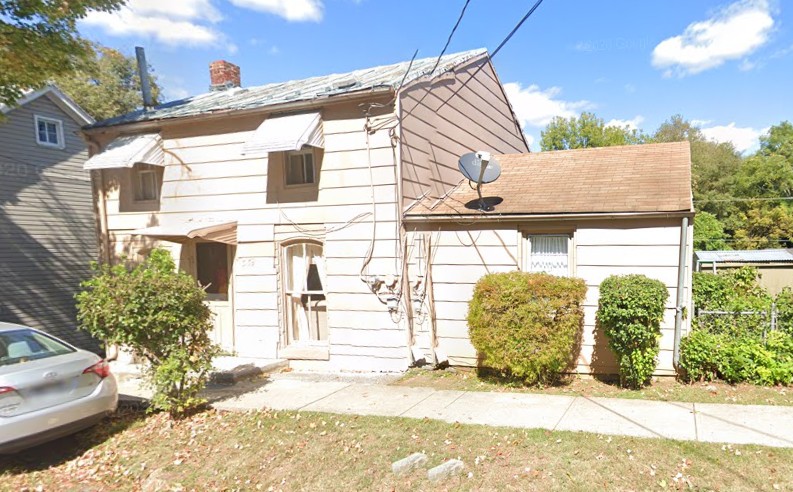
[
  {"left": 428, "top": 459, "right": 464, "bottom": 482},
  {"left": 392, "top": 452, "right": 428, "bottom": 476}
]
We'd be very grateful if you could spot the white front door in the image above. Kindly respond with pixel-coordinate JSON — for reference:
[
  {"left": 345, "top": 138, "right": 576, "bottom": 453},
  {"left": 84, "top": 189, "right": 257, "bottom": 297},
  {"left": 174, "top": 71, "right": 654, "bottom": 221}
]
[{"left": 195, "top": 242, "right": 236, "bottom": 352}]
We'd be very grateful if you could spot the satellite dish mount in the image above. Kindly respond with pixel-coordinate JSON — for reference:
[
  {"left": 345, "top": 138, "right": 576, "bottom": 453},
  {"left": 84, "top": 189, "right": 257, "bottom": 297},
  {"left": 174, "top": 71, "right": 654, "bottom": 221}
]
[{"left": 458, "top": 151, "right": 502, "bottom": 212}]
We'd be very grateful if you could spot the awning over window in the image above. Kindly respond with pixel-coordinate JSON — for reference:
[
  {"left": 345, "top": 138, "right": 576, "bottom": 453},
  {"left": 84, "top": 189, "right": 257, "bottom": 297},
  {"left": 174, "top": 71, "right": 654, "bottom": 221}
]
[
  {"left": 242, "top": 112, "right": 324, "bottom": 156},
  {"left": 133, "top": 219, "right": 237, "bottom": 245},
  {"left": 84, "top": 133, "right": 164, "bottom": 170}
]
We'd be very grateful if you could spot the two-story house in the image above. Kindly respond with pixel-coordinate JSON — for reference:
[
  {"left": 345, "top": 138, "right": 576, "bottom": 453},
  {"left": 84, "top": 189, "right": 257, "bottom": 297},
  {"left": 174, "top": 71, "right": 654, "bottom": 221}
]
[
  {"left": 1, "top": 85, "right": 98, "bottom": 349},
  {"left": 82, "top": 50, "right": 529, "bottom": 372}
]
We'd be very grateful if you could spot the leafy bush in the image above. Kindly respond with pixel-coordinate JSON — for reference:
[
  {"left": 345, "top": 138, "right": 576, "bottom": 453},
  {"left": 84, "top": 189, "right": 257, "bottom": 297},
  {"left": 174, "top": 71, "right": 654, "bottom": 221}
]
[
  {"left": 692, "top": 267, "right": 771, "bottom": 338},
  {"left": 467, "top": 271, "right": 587, "bottom": 386},
  {"left": 76, "top": 249, "right": 221, "bottom": 416},
  {"left": 679, "top": 331, "right": 793, "bottom": 386},
  {"left": 597, "top": 275, "right": 669, "bottom": 389},
  {"left": 679, "top": 330, "right": 725, "bottom": 382},
  {"left": 775, "top": 288, "right": 793, "bottom": 336}
]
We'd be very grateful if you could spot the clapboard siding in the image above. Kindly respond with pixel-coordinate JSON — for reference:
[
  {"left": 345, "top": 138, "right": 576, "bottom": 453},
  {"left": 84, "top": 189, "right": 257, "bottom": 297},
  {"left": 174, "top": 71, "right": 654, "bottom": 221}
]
[
  {"left": 0, "top": 94, "right": 98, "bottom": 349},
  {"left": 400, "top": 57, "right": 528, "bottom": 207},
  {"left": 98, "top": 98, "right": 410, "bottom": 371},
  {"left": 409, "top": 218, "right": 693, "bottom": 376}
]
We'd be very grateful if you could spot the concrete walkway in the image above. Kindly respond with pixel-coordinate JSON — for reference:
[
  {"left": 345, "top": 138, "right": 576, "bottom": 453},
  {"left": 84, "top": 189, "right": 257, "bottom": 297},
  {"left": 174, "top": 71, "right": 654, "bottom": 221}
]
[{"left": 207, "top": 373, "right": 793, "bottom": 448}]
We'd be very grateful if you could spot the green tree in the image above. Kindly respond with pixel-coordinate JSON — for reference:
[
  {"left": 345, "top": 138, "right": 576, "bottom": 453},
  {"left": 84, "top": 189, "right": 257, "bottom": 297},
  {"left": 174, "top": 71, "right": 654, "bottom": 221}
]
[
  {"left": 693, "top": 211, "right": 729, "bottom": 251},
  {"left": 54, "top": 44, "right": 161, "bottom": 121},
  {"left": 733, "top": 206, "right": 793, "bottom": 249},
  {"left": 0, "top": 0, "right": 124, "bottom": 108},
  {"left": 759, "top": 121, "right": 793, "bottom": 163},
  {"left": 76, "top": 249, "right": 220, "bottom": 417},
  {"left": 540, "top": 112, "right": 648, "bottom": 151}
]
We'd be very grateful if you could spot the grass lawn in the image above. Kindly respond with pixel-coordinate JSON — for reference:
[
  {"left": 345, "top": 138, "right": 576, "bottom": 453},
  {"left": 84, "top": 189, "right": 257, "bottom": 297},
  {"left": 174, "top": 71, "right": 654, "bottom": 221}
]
[
  {"left": 393, "top": 368, "right": 793, "bottom": 406},
  {"left": 2, "top": 406, "right": 792, "bottom": 491}
]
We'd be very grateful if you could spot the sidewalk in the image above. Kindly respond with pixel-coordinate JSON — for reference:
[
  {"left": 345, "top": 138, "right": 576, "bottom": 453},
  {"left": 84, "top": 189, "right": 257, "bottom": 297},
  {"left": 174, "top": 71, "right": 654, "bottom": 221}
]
[{"left": 204, "top": 373, "right": 793, "bottom": 448}]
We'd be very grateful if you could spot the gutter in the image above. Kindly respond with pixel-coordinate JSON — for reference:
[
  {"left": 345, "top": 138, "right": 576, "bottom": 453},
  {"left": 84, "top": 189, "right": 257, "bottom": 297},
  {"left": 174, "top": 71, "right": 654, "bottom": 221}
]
[
  {"left": 82, "top": 87, "right": 394, "bottom": 135},
  {"left": 403, "top": 210, "right": 696, "bottom": 223}
]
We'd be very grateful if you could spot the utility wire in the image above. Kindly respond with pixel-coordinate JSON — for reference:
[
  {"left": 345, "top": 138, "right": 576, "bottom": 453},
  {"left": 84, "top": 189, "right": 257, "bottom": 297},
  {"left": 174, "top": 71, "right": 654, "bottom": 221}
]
[{"left": 695, "top": 196, "right": 793, "bottom": 203}]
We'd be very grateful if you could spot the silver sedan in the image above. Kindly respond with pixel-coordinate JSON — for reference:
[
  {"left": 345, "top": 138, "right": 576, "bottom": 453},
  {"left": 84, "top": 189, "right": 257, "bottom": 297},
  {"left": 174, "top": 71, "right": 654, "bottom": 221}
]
[{"left": 0, "top": 322, "right": 118, "bottom": 453}]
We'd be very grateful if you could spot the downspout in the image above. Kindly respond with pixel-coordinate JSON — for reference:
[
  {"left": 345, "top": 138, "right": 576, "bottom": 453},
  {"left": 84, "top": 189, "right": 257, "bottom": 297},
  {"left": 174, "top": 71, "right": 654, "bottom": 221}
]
[{"left": 673, "top": 216, "right": 689, "bottom": 367}]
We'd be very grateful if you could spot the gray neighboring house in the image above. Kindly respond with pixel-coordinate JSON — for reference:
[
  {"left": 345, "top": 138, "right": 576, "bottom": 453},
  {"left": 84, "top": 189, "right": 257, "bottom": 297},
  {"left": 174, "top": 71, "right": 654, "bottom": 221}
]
[{"left": 0, "top": 85, "right": 98, "bottom": 349}]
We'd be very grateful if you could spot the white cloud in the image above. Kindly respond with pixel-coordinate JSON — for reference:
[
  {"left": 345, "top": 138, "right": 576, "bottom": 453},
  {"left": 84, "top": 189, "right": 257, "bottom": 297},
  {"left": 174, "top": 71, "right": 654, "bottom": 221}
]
[
  {"left": 503, "top": 82, "right": 593, "bottom": 129},
  {"left": 701, "top": 122, "right": 768, "bottom": 153},
  {"left": 691, "top": 119, "right": 713, "bottom": 127},
  {"left": 652, "top": 0, "right": 774, "bottom": 76},
  {"left": 606, "top": 115, "right": 645, "bottom": 131},
  {"left": 228, "top": 0, "right": 323, "bottom": 21},
  {"left": 127, "top": 0, "right": 222, "bottom": 22}
]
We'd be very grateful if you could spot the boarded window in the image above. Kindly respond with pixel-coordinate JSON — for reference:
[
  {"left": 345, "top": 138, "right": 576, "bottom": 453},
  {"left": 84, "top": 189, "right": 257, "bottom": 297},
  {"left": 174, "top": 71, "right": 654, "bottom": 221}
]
[
  {"left": 527, "top": 235, "right": 570, "bottom": 277},
  {"left": 197, "top": 242, "right": 230, "bottom": 298}
]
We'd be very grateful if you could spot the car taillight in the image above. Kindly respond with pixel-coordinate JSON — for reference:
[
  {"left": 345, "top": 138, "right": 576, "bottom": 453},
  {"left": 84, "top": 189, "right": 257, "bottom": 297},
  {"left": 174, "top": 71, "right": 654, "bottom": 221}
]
[
  {"left": 0, "top": 386, "right": 15, "bottom": 395},
  {"left": 83, "top": 360, "right": 111, "bottom": 379}
]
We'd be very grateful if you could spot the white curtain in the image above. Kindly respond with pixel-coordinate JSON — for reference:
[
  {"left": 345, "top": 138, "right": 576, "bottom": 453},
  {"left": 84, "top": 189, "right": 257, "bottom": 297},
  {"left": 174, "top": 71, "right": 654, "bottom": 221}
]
[
  {"left": 530, "top": 235, "right": 569, "bottom": 277},
  {"left": 289, "top": 247, "right": 310, "bottom": 341},
  {"left": 313, "top": 249, "right": 327, "bottom": 291}
]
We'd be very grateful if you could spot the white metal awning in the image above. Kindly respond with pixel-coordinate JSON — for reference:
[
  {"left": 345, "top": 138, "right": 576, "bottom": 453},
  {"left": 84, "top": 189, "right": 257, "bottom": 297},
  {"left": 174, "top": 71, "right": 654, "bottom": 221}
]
[
  {"left": 242, "top": 112, "right": 324, "bottom": 156},
  {"left": 133, "top": 219, "right": 237, "bottom": 245},
  {"left": 84, "top": 133, "right": 164, "bottom": 170}
]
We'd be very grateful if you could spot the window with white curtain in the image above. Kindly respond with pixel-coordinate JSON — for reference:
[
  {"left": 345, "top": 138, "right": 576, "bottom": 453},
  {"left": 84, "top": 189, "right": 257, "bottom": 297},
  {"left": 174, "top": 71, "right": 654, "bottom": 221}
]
[
  {"left": 282, "top": 241, "right": 327, "bottom": 344},
  {"left": 526, "top": 235, "right": 571, "bottom": 277}
]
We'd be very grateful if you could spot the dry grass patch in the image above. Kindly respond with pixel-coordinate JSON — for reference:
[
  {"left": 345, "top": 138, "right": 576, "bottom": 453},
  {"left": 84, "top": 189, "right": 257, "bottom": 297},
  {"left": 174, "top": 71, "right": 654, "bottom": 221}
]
[
  {"left": 2, "top": 407, "right": 792, "bottom": 491},
  {"left": 394, "top": 368, "right": 793, "bottom": 406}
]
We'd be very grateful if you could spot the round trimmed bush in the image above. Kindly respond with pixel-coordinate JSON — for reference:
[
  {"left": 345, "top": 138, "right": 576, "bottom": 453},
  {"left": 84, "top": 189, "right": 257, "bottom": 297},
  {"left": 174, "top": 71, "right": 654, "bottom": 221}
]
[{"left": 467, "top": 271, "right": 587, "bottom": 385}]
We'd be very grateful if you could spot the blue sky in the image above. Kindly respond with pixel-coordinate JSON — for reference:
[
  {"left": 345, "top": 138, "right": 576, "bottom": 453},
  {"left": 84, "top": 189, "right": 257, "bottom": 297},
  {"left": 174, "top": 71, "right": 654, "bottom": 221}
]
[{"left": 78, "top": 0, "right": 792, "bottom": 152}]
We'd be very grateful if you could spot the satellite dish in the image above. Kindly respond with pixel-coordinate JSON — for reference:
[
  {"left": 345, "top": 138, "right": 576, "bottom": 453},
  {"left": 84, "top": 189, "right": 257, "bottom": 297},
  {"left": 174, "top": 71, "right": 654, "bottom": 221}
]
[{"left": 458, "top": 151, "right": 501, "bottom": 211}]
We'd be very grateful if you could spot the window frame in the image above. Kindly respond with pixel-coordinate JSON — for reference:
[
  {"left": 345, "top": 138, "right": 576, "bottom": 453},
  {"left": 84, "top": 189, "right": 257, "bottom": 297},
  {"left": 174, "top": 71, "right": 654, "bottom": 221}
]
[
  {"left": 33, "top": 115, "right": 64, "bottom": 149},
  {"left": 284, "top": 148, "right": 316, "bottom": 188},
  {"left": 521, "top": 233, "right": 576, "bottom": 277},
  {"left": 196, "top": 242, "right": 231, "bottom": 301},
  {"left": 132, "top": 164, "right": 161, "bottom": 202},
  {"left": 280, "top": 239, "right": 328, "bottom": 347}
]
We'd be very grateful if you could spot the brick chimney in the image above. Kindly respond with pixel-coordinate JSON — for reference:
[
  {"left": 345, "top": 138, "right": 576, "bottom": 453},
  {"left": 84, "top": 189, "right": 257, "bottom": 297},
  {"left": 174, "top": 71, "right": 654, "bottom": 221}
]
[{"left": 209, "top": 60, "right": 241, "bottom": 91}]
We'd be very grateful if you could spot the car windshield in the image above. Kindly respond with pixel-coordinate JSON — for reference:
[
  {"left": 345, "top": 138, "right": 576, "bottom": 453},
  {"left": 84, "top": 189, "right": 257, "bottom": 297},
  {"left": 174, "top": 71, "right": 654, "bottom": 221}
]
[{"left": 0, "top": 329, "right": 75, "bottom": 366}]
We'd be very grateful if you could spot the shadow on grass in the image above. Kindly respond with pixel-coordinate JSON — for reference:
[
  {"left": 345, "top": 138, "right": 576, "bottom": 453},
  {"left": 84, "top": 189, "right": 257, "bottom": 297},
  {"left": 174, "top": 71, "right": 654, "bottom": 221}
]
[{"left": 0, "top": 400, "right": 148, "bottom": 473}]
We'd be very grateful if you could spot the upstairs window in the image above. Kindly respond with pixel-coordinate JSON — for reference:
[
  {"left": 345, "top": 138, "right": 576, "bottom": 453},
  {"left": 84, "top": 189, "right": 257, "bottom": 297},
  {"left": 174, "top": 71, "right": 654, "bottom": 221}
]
[
  {"left": 34, "top": 116, "right": 63, "bottom": 148},
  {"left": 285, "top": 149, "right": 315, "bottom": 186},
  {"left": 133, "top": 164, "right": 161, "bottom": 202}
]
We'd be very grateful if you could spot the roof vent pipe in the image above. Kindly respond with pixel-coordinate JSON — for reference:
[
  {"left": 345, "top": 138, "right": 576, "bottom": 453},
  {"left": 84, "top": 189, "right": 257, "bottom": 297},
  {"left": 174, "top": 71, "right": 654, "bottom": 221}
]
[{"left": 135, "top": 46, "right": 155, "bottom": 110}]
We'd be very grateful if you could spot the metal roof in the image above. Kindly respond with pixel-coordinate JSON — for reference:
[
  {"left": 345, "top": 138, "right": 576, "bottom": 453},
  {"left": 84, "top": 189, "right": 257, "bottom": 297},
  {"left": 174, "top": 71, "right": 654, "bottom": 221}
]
[
  {"left": 695, "top": 249, "right": 793, "bottom": 263},
  {"left": 86, "top": 49, "right": 487, "bottom": 130}
]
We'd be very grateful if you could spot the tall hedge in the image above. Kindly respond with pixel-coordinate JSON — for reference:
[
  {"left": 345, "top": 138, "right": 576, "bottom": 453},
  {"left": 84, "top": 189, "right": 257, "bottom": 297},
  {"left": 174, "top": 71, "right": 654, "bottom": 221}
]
[
  {"left": 597, "top": 274, "right": 669, "bottom": 389},
  {"left": 467, "top": 271, "right": 587, "bottom": 385}
]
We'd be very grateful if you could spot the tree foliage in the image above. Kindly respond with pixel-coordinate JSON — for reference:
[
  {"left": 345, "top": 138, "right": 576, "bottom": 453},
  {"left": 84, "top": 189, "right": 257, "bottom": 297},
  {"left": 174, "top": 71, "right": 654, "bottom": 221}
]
[
  {"left": 693, "top": 211, "right": 728, "bottom": 251},
  {"left": 54, "top": 44, "right": 161, "bottom": 121},
  {"left": 540, "top": 112, "right": 648, "bottom": 151},
  {"left": 0, "top": 0, "right": 124, "bottom": 107},
  {"left": 76, "top": 249, "right": 220, "bottom": 417}
]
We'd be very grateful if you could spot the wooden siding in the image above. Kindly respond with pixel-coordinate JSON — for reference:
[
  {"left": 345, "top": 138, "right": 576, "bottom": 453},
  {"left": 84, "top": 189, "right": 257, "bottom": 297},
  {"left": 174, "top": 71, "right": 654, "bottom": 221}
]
[
  {"left": 96, "top": 98, "right": 411, "bottom": 371},
  {"left": 407, "top": 218, "right": 693, "bottom": 375},
  {"left": 0, "top": 95, "right": 98, "bottom": 349},
  {"left": 399, "top": 57, "right": 528, "bottom": 209}
]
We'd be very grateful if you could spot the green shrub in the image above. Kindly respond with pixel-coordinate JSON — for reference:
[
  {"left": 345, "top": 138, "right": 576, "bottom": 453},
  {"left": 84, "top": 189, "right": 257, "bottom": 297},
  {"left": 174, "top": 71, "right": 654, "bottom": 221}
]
[
  {"left": 775, "top": 288, "right": 793, "bottom": 336},
  {"left": 76, "top": 249, "right": 221, "bottom": 417},
  {"left": 467, "top": 271, "right": 587, "bottom": 385},
  {"left": 597, "top": 275, "right": 669, "bottom": 389},
  {"left": 678, "top": 330, "right": 725, "bottom": 382},
  {"left": 692, "top": 267, "right": 771, "bottom": 337}
]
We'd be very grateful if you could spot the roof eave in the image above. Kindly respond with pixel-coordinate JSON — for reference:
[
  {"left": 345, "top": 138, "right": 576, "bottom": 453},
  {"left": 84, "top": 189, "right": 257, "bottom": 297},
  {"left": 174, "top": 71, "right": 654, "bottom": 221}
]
[{"left": 403, "top": 210, "right": 696, "bottom": 223}]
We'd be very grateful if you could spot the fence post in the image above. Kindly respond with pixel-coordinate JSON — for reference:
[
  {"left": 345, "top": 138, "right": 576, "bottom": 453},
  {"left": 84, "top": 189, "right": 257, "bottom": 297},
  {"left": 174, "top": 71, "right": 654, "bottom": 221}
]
[{"left": 771, "top": 302, "right": 777, "bottom": 333}]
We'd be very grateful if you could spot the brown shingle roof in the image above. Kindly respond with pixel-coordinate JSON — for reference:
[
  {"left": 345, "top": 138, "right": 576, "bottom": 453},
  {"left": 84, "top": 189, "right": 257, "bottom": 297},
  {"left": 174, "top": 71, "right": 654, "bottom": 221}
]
[{"left": 405, "top": 141, "right": 693, "bottom": 217}]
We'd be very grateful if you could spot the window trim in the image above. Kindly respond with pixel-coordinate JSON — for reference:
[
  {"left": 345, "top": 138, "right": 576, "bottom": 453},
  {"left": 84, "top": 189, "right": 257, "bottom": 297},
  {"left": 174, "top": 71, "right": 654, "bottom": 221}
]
[
  {"left": 132, "top": 164, "right": 161, "bottom": 203},
  {"left": 33, "top": 115, "right": 65, "bottom": 149},
  {"left": 522, "top": 233, "right": 576, "bottom": 277},
  {"left": 279, "top": 239, "right": 328, "bottom": 352},
  {"left": 284, "top": 148, "right": 317, "bottom": 188}
]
